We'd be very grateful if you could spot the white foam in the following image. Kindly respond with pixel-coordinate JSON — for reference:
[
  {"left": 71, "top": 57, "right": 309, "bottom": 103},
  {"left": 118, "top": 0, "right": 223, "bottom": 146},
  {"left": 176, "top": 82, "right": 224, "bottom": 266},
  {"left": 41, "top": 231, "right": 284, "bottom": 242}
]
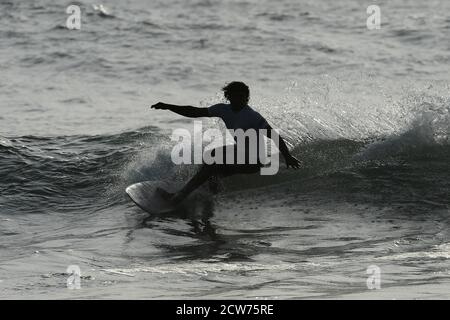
[
  {"left": 0, "top": 137, "right": 12, "bottom": 147},
  {"left": 102, "top": 261, "right": 300, "bottom": 276},
  {"left": 381, "top": 243, "right": 450, "bottom": 260}
]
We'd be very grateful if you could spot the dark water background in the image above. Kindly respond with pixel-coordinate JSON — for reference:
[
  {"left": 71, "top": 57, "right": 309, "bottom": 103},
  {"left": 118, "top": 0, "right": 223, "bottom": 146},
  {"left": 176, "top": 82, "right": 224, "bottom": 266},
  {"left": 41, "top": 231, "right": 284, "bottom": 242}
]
[{"left": 0, "top": 0, "right": 449, "bottom": 298}]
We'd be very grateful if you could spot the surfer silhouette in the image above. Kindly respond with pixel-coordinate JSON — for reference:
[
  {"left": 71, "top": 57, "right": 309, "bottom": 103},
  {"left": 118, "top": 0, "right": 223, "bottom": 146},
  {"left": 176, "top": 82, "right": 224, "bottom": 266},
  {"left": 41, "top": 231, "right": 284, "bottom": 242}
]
[{"left": 151, "top": 81, "right": 300, "bottom": 203}]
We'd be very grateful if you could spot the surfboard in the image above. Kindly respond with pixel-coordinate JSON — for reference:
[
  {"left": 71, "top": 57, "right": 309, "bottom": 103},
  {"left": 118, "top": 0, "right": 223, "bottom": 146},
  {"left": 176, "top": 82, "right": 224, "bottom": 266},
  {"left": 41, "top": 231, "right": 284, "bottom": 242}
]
[{"left": 125, "top": 181, "right": 180, "bottom": 214}]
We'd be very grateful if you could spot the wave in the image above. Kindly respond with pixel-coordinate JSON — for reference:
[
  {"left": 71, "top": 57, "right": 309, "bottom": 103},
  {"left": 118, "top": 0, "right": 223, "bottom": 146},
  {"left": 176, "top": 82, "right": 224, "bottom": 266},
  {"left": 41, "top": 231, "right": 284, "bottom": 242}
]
[
  {"left": 102, "top": 261, "right": 299, "bottom": 277},
  {"left": 91, "top": 4, "right": 115, "bottom": 18},
  {"left": 1, "top": 83, "right": 449, "bottom": 214},
  {"left": 1, "top": 109, "right": 449, "bottom": 216},
  {"left": 0, "top": 127, "right": 164, "bottom": 214}
]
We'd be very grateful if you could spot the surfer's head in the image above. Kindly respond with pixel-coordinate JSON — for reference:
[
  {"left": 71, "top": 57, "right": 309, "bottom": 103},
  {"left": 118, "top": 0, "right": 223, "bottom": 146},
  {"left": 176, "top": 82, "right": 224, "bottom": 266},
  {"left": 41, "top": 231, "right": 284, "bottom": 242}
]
[{"left": 222, "top": 81, "right": 249, "bottom": 107}]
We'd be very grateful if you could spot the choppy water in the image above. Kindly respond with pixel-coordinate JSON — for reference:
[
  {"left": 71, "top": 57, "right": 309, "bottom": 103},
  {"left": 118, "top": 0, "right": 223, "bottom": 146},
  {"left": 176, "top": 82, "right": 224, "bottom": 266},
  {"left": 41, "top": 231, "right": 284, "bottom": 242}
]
[{"left": 0, "top": 0, "right": 449, "bottom": 299}]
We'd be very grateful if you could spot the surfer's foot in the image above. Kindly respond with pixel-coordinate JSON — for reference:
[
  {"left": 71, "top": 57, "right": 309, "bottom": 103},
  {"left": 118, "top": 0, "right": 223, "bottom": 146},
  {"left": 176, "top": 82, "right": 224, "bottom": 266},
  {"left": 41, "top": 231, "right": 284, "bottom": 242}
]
[
  {"left": 171, "top": 192, "right": 185, "bottom": 203},
  {"left": 156, "top": 188, "right": 175, "bottom": 202},
  {"left": 156, "top": 187, "right": 185, "bottom": 203}
]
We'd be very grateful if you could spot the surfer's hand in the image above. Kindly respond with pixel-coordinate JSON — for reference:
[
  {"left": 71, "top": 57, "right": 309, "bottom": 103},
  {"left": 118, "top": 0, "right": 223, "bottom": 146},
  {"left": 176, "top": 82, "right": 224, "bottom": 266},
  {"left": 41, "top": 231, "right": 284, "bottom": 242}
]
[
  {"left": 151, "top": 102, "right": 169, "bottom": 110},
  {"left": 285, "top": 154, "right": 301, "bottom": 169}
]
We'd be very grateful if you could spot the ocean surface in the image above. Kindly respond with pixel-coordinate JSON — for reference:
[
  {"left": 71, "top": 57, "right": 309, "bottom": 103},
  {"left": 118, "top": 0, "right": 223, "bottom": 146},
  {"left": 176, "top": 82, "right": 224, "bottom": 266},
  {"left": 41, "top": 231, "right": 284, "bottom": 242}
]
[{"left": 1, "top": 0, "right": 449, "bottom": 299}]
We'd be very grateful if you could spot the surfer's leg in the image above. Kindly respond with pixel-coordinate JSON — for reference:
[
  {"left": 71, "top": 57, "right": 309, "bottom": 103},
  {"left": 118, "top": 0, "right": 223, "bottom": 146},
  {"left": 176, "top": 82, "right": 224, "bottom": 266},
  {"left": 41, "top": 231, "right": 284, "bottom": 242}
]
[
  {"left": 171, "top": 164, "right": 217, "bottom": 203},
  {"left": 171, "top": 146, "right": 229, "bottom": 202},
  {"left": 170, "top": 145, "right": 260, "bottom": 202},
  {"left": 171, "top": 163, "right": 261, "bottom": 202}
]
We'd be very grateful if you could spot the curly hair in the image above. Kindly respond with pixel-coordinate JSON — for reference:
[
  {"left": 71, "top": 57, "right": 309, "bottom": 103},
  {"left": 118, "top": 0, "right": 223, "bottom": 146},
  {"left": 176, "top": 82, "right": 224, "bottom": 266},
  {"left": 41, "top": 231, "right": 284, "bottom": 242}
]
[{"left": 222, "top": 81, "right": 250, "bottom": 104}]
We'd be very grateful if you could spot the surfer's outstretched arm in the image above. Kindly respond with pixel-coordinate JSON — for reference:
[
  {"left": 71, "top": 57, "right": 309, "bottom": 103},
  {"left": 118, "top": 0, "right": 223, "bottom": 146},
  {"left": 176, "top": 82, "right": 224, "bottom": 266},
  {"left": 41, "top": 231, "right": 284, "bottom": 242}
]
[
  {"left": 151, "top": 102, "right": 209, "bottom": 118},
  {"left": 265, "top": 124, "right": 301, "bottom": 169}
]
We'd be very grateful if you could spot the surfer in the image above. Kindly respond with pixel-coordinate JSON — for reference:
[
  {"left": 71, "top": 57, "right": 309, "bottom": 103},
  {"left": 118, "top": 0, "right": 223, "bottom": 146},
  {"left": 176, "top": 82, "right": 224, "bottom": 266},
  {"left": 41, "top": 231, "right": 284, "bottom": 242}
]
[{"left": 151, "top": 81, "right": 300, "bottom": 203}]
